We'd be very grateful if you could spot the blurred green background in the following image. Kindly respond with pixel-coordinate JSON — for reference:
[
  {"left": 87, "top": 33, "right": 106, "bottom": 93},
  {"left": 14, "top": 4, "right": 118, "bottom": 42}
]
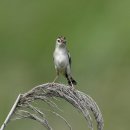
[{"left": 0, "top": 0, "right": 130, "bottom": 130}]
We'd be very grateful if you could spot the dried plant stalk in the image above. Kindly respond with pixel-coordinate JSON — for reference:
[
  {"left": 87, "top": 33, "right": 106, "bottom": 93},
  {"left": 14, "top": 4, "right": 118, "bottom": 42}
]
[{"left": 0, "top": 83, "right": 104, "bottom": 130}]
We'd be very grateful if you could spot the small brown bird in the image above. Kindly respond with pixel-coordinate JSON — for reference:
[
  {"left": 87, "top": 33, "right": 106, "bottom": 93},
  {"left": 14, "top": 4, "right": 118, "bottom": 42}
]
[{"left": 53, "top": 36, "right": 77, "bottom": 87}]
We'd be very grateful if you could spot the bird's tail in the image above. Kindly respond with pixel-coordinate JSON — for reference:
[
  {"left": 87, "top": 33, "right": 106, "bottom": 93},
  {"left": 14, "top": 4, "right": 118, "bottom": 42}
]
[{"left": 65, "top": 74, "right": 77, "bottom": 86}]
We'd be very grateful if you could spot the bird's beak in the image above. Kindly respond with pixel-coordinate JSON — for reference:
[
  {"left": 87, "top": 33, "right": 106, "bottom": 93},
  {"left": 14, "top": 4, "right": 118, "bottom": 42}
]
[
  {"left": 61, "top": 39, "right": 66, "bottom": 44},
  {"left": 61, "top": 39, "right": 64, "bottom": 43}
]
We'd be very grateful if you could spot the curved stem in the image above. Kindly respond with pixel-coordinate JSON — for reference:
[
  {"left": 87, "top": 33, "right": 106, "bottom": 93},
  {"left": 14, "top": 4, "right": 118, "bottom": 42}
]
[{"left": 0, "top": 94, "right": 22, "bottom": 130}]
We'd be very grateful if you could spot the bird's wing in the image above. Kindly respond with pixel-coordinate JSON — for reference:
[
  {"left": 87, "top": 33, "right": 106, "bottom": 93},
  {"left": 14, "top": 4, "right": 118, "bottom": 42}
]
[{"left": 68, "top": 50, "right": 71, "bottom": 67}]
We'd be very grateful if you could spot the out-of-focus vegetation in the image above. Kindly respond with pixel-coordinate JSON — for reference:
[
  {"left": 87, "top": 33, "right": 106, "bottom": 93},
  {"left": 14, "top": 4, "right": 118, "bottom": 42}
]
[{"left": 0, "top": 0, "right": 130, "bottom": 130}]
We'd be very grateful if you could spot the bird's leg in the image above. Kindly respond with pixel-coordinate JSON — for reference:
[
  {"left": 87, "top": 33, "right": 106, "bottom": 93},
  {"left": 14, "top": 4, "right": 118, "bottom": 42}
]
[
  {"left": 70, "top": 80, "right": 74, "bottom": 90},
  {"left": 53, "top": 75, "right": 59, "bottom": 83},
  {"left": 52, "top": 71, "right": 59, "bottom": 84}
]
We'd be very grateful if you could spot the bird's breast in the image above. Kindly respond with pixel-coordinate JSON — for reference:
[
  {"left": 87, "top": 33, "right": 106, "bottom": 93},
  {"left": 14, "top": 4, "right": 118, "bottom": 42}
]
[
  {"left": 54, "top": 50, "right": 68, "bottom": 69},
  {"left": 56, "top": 55, "right": 68, "bottom": 67}
]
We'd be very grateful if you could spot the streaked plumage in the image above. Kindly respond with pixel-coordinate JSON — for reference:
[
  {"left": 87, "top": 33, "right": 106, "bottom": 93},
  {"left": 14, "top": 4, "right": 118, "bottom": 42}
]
[{"left": 53, "top": 36, "right": 77, "bottom": 86}]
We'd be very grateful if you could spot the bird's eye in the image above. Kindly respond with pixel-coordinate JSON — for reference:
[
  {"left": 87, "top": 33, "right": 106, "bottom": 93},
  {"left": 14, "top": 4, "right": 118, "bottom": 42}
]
[{"left": 57, "top": 39, "right": 60, "bottom": 42}]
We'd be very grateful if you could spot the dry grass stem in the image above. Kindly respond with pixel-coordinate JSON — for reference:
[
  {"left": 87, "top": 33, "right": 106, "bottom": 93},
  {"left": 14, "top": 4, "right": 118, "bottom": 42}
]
[{"left": 0, "top": 83, "right": 104, "bottom": 130}]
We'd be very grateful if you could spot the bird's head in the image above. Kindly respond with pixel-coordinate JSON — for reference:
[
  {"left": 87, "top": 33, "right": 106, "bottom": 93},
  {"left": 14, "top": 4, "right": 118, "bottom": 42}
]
[{"left": 56, "top": 36, "right": 67, "bottom": 47}]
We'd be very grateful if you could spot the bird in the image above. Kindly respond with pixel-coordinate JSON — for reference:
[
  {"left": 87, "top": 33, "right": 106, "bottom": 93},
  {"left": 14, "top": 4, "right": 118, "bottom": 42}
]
[{"left": 53, "top": 36, "right": 77, "bottom": 87}]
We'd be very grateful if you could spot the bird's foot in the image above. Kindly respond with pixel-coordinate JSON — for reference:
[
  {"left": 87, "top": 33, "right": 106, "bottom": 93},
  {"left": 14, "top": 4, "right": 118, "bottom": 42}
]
[
  {"left": 51, "top": 82, "right": 55, "bottom": 86},
  {"left": 69, "top": 83, "right": 75, "bottom": 91},
  {"left": 52, "top": 75, "right": 58, "bottom": 83},
  {"left": 52, "top": 76, "right": 59, "bottom": 85}
]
